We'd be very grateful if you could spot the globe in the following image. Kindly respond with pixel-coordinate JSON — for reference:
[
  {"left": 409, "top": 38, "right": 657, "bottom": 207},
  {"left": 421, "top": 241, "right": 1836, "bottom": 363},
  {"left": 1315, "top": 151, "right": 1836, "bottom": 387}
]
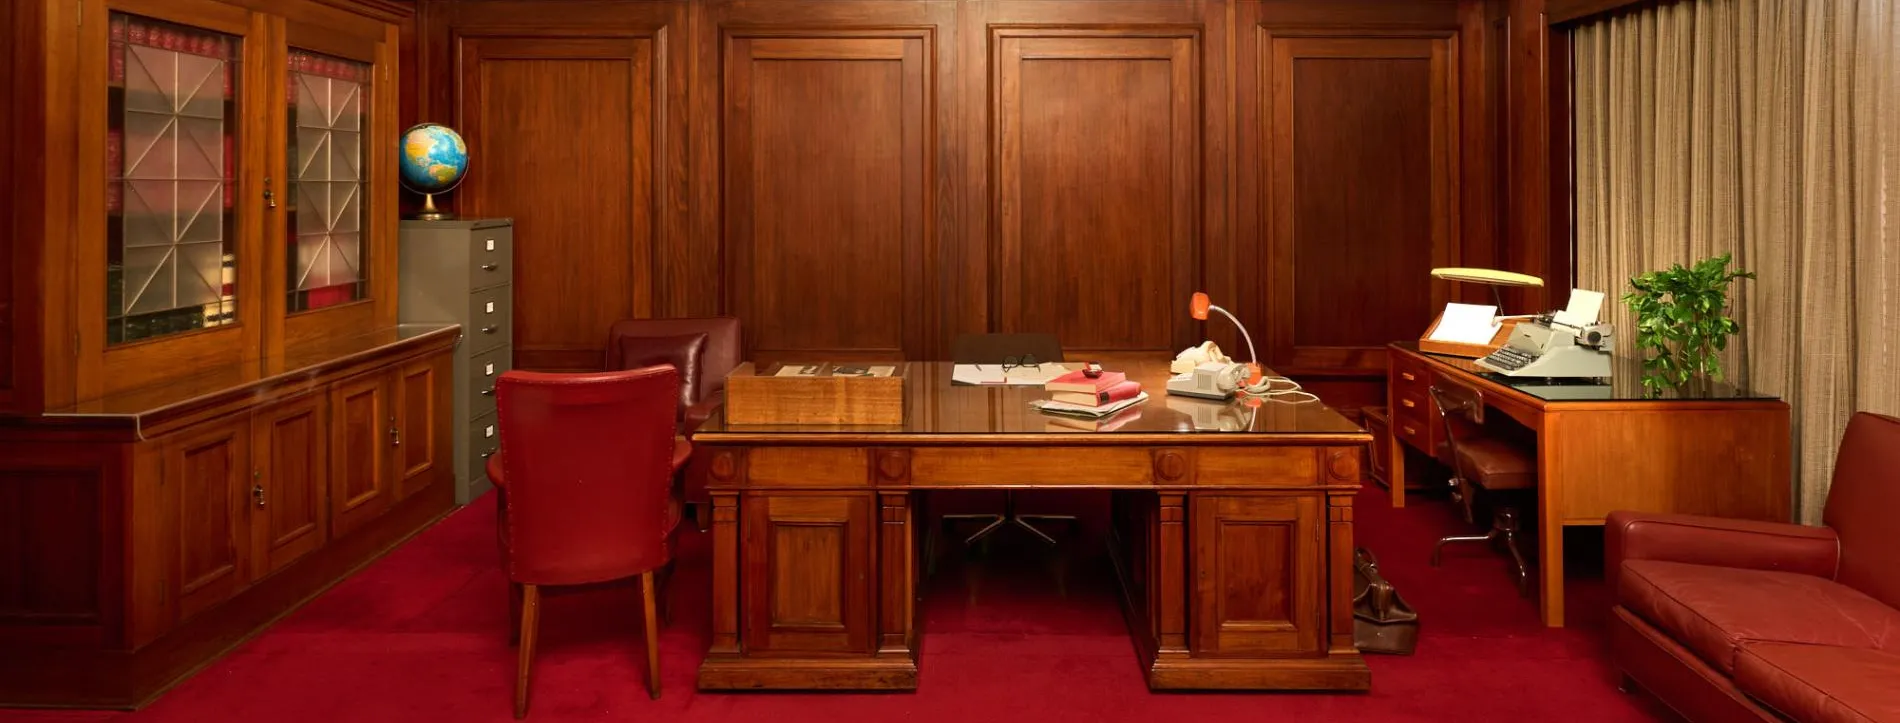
[{"left": 399, "top": 123, "right": 469, "bottom": 220}]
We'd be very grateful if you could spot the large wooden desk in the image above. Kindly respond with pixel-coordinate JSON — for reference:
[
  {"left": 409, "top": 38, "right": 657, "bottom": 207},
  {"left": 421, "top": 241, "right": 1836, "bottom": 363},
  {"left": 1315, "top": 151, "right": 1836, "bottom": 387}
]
[
  {"left": 691, "top": 360, "right": 1372, "bottom": 691},
  {"left": 1385, "top": 342, "right": 1791, "bottom": 628}
]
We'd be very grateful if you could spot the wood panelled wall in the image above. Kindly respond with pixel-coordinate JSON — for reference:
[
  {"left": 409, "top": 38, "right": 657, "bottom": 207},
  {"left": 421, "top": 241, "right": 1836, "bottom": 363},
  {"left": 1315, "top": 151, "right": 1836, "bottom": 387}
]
[{"left": 415, "top": 0, "right": 1530, "bottom": 408}]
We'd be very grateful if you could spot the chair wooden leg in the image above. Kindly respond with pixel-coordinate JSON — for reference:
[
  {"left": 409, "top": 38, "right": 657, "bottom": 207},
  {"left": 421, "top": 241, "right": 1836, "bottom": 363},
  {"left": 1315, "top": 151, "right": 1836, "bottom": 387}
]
[
  {"left": 508, "top": 582, "right": 524, "bottom": 645},
  {"left": 515, "top": 584, "right": 541, "bottom": 719},
  {"left": 640, "top": 571, "right": 662, "bottom": 699}
]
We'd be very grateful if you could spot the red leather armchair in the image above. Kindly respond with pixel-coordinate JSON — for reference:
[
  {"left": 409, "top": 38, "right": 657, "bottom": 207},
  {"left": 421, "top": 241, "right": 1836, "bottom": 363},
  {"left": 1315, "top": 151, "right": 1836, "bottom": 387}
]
[
  {"left": 487, "top": 367, "right": 690, "bottom": 718},
  {"left": 1607, "top": 412, "right": 1900, "bottom": 723},
  {"left": 605, "top": 317, "right": 742, "bottom": 433}
]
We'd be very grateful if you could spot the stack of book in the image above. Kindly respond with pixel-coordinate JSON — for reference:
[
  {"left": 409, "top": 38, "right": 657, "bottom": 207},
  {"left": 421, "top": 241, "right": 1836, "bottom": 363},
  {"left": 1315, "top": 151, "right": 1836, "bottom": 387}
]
[{"left": 1031, "top": 368, "right": 1147, "bottom": 427}]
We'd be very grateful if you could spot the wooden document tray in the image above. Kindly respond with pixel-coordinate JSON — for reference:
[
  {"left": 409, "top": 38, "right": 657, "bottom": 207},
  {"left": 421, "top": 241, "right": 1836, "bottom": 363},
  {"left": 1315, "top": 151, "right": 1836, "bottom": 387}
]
[
  {"left": 1418, "top": 314, "right": 1521, "bottom": 358},
  {"left": 724, "top": 362, "right": 907, "bottom": 425}
]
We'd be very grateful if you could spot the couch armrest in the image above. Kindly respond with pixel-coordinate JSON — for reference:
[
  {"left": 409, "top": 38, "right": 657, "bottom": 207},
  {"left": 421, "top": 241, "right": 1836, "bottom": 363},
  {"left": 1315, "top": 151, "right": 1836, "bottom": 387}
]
[
  {"left": 1605, "top": 511, "right": 1839, "bottom": 596},
  {"left": 683, "top": 396, "right": 723, "bottom": 433}
]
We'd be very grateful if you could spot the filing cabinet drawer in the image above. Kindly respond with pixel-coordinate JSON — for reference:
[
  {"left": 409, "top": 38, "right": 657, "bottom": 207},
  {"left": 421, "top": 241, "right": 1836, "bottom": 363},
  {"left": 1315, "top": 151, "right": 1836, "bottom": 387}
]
[
  {"left": 468, "top": 412, "right": 500, "bottom": 478},
  {"left": 467, "top": 287, "right": 513, "bottom": 353},
  {"left": 469, "top": 227, "right": 513, "bottom": 291},
  {"left": 467, "top": 345, "right": 512, "bottom": 419}
]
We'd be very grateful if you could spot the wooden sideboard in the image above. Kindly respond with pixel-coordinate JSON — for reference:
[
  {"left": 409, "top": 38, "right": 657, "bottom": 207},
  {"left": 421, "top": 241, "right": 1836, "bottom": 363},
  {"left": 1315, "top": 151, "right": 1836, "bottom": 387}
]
[{"left": 0, "top": 325, "right": 459, "bottom": 708}]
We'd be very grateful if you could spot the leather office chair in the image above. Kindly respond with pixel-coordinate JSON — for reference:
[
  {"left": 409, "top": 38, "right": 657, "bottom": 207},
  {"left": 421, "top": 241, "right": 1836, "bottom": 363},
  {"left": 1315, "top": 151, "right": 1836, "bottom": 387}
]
[
  {"left": 1427, "top": 383, "right": 1536, "bottom": 595},
  {"left": 942, "top": 332, "right": 1075, "bottom": 545},
  {"left": 486, "top": 366, "right": 690, "bottom": 718},
  {"left": 605, "top": 316, "right": 742, "bottom": 529}
]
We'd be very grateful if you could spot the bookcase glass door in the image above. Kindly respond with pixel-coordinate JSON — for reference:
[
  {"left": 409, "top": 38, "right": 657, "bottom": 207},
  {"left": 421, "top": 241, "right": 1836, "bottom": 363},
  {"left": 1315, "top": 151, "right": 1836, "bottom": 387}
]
[
  {"left": 286, "top": 49, "right": 371, "bottom": 313},
  {"left": 106, "top": 13, "right": 240, "bottom": 345}
]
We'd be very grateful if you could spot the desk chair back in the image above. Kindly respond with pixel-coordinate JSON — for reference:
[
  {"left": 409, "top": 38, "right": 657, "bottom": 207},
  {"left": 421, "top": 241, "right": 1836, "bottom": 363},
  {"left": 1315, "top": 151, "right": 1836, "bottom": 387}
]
[
  {"left": 951, "top": 333, "right": 1066, "bottom": 365},
  {"left": 495, "top": 366, "right": 681, "bottom": 585},
  {"left": 605, "top": 317, "right": 743, "bottom": 406},
  {"left": 1428, "top": 383, "right": 1484, "bottom": 480}
]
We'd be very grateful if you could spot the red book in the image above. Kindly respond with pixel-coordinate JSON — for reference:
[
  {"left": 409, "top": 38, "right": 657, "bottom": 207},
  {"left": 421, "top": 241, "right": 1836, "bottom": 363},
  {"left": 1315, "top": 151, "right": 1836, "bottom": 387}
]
[
  {"left": 1051, "top": 380, "right": 1142, "bottom": 407},
  {"left": 1045, "top": 369, "right": 1127, "bottom": 394}
]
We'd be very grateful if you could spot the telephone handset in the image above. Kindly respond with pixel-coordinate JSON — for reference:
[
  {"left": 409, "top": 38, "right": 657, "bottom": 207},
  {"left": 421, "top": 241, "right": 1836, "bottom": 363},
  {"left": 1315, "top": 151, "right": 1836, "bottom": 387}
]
[{"left": 1167, "top": 341, "right": 1250, "bottom": 400}]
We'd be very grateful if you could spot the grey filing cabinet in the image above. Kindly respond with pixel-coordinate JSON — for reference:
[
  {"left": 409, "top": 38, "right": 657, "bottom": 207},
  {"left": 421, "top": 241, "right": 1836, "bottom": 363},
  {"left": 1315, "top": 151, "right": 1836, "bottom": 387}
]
[{"left": 398, "top": 218, "right": 514, "bottom": 504}]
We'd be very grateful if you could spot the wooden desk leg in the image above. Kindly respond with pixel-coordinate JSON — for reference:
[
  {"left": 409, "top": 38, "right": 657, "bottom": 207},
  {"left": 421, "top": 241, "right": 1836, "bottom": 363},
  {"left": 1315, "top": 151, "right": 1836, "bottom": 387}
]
[
  {"left": 877, "top": 491, "right": 916, "bottom": 658},
  {"left": 708, "top": 492, "right": 741, "bottom": 654},
  {"left": 1387, "top": 428, "right": 1408, "bottom": 508},
  {"left": 1537, "top": 423, "right": 1565, "bottom": 628}
]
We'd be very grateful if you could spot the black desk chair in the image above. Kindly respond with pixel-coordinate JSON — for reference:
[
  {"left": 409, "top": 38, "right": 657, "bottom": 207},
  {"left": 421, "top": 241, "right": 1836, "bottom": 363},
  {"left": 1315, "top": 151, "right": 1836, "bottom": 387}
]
[
  {"left": 1427, "top": 383, "right": 1536, "bottom": 596},
  {"left": 943, "top": 333, "right": 1074, "bottom": 546}
]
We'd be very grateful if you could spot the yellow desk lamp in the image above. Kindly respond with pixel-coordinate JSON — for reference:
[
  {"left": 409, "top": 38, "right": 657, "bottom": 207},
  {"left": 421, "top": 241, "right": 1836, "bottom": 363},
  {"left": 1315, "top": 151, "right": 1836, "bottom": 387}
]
[{"left": 1429, "top": 267, "right": 1545, "bottom": 312}]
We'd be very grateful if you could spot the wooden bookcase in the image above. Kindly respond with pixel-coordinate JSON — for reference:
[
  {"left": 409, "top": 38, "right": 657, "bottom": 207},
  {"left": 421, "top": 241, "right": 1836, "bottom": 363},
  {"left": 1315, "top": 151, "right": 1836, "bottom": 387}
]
[{"left": 0, "top": 0, "right": 450, "bottom": 709}]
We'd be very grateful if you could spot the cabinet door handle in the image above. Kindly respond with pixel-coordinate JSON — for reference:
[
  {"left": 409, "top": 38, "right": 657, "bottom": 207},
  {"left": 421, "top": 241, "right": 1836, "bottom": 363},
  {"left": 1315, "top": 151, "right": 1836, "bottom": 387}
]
[
  {"left": 252, "top": 478, "right": 266, "bottom": 508},
  {"left": 389, "top": 425, "right": 402, "bottom": 447},
  {"left": 481, "top": 387, "right": 495, "bottom": 397},
  {"left": 481, "top": 263, "right": 498, "bottom": 271},
  {"left": 1400, "top": 372, "right": 1417, "bottom": 381},
  {"left": 263, "top": 176, "right": 277, "bottom": 209},
  {"left": 481, "top": 325, "right": 499, "bottom": 334}
]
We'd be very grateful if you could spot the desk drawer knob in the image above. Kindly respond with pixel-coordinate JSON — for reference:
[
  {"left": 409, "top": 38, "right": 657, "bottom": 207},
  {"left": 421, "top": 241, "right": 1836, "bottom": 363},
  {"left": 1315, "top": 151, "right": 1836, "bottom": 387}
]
[
  {"left": 1400, "top": 372, "right": 1417, "bottom": 381},
  {"left": 1401, "top": 399, "right": 1416, "bottom": 409},
  {"left": 1402, "top": 425, "right": 1418, "bottom": 436}
]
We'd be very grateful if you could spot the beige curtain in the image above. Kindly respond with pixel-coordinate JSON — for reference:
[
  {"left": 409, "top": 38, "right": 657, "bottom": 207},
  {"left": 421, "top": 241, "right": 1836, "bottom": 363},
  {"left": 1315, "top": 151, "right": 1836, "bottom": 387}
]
[{"left": 1572, "top": 0, "right": 1900, "bottom": 523}]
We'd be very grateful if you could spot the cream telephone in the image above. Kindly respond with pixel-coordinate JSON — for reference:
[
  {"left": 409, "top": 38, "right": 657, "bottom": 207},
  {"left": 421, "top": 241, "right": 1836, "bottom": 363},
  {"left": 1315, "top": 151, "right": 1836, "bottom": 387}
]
[{"left": 1167, "top": 342, "right": 1250, "bottom": 400}]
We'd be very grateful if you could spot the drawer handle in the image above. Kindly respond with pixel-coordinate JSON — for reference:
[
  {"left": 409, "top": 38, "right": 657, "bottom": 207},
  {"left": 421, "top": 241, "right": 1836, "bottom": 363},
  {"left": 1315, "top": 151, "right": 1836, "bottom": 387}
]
[
  {"left": 481, "top": 387, "right": 495, "bottom": 397},
  {"left": 1401, "top": 399, "right": 1416, "bottom": 409},
  {"left": 482, "top": 325, "right": 499, "bottom": 334},
  {"left": 482, "top": 263, "right": 498, "bottom": 271},
  {"left": 1400, "top": 372, "right": 1417, "bottom": 381},
  {"left": 1402, "top": 425, "right": 1418, "bottom": 436},
  {"left": 483, "top": 448, "right": 497, "bottom": 459}
]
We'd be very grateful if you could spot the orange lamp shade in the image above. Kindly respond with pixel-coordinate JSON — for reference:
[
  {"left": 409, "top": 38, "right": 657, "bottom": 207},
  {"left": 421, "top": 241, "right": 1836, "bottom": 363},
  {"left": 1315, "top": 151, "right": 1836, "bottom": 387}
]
[{"left": 1190, "top": 292, "right": 1211, "bottom": 320}]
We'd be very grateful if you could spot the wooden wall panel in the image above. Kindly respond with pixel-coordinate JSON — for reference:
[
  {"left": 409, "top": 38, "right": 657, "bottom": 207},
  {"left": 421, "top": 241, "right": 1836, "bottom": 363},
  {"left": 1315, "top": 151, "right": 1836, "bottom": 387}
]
[
  {"left": 991, "top": 30, "right": 1200, "bottom": 356},
  {"left": 1, "top": 0, "right": 13, "bottom": 412},
  {"left": 412, "top": 0, "right": 1513, "bottom": 396},
  {"left": 1266, "top": 33, "right": 1458, "bottom": 372},
  {"left": 459, "top": 37, "right": 657, "bottom": 370},
  {"left": 723, "top": 32, "right": 932, "bottom": 361}
]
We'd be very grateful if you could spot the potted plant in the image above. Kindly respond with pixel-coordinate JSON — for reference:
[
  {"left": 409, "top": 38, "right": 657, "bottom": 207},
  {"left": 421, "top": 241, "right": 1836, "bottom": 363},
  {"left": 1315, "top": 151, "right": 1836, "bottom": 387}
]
[{"left": 1622, "top": 253, "right": 1755, "bottom": 395}]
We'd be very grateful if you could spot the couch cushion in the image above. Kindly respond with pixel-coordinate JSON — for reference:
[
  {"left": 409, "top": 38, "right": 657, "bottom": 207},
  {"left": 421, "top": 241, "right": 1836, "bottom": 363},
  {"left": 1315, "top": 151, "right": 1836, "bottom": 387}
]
[
  {"left": 617, "top": 333, "right": 708, "bottom": 411},
  {"left": 1620, "top": 560, "right": 1900, "bottom": 674},
  {"left": 1735, "top": 643, "right": 1900, "bottom": 723}
]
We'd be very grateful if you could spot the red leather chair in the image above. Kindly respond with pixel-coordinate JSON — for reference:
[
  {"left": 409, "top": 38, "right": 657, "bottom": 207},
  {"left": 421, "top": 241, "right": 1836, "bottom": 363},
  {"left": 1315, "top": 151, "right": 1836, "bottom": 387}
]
[
  {"left": 486, "top": 366, "right": 691, "bottom": 718},
  {"left": 605, "top": 317, "right": 742, "bottom": 528},
  {"left": 1606, "top": 412, "right": 1900, "bottom": 723}
]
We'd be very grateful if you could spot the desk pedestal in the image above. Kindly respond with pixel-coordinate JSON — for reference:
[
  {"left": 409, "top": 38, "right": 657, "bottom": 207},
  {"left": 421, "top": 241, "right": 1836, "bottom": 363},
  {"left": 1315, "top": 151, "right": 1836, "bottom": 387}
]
[{"left": 694, "top": 444, "right": 1371, "bottom": 692}]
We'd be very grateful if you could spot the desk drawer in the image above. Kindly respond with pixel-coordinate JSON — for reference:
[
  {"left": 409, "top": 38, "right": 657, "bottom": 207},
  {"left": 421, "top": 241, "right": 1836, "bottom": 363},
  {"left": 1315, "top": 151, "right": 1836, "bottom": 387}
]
[
  {"left": 469, "top": 227, "right": 512, "bottom": 291},
  {"left": 467, "top": 288, "right": 512, "bottom": 353},
  {"left": 1393, "top": 416, "right": 1430, "bottom": 452},
  {"left": 467, "top": 345, "right": 512, "bottom": 420}
]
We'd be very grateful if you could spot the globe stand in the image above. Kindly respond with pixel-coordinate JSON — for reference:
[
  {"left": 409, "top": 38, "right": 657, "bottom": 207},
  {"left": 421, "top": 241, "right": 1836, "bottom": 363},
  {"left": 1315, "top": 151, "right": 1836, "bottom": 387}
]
[{"left": 411, "top": 192, "right": 455, "bottom": 221}]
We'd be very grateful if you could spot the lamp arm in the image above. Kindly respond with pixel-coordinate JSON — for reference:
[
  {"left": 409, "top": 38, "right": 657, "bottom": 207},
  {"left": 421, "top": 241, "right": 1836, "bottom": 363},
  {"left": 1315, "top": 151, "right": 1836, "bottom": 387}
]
[{"left": 1207, "top": 304, "right": 1257, "bottom": 366}]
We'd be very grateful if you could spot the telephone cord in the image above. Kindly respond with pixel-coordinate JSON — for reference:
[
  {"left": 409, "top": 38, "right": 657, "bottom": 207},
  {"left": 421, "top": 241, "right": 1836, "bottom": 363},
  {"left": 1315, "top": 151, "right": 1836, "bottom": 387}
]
[{"left": 1236, "top": 375, "right": 1320, "bottom": 404}]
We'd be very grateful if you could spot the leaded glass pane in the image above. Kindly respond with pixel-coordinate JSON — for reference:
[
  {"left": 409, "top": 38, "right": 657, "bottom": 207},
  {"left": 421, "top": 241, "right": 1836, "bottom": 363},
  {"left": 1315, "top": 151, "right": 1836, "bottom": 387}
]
[
  {"left": 106, "top": 13, "right": 239, "bottom": 344},
  {"left": 287, "top": 49, "right": 371, "bottom": 313}
]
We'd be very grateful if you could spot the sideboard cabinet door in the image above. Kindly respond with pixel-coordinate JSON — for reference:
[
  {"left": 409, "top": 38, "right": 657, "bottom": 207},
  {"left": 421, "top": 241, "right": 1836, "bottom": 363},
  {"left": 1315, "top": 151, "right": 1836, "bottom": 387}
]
[
  {"left": 742, "top": 494, "right": 875, "bottom": 656},
  {"left": 162, "top": 418, "right": 252, "bottom": 623},
  {"left": 1190, "top": 494, "right": 1325, "bottom": 657}
]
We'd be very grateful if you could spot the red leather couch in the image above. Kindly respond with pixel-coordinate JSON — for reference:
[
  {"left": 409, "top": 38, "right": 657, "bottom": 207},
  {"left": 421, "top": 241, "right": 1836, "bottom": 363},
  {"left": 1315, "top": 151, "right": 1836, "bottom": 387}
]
[{"left": 1606, "top": 412, "right": 1900, "bottom": 723}]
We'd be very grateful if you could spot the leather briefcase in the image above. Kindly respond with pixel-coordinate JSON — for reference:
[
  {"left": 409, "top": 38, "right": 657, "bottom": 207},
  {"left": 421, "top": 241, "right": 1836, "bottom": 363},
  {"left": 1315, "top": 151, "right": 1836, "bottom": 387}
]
[{"left": 1352, "top": 548, "right": 1419, "bottom": 655}]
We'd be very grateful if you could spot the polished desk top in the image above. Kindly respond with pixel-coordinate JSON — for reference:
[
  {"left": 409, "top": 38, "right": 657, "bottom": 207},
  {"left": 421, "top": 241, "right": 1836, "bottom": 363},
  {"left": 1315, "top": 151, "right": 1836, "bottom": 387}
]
[
  {"left": 1391, "top": 341, "right": 1780, "bottom": 403},
  {"left": 45, "top": 324, "right": 462, "bottom": 423},
  {"left": 696, "top": 360, "right": 1367, "bottom": 442}
]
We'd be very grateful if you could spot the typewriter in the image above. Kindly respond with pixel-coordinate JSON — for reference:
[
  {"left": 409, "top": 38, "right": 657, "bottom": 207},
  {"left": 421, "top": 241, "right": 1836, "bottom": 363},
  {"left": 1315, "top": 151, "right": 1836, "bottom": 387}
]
[{"left": 1474, "top": 316, "right": 1615, "bottom": 379}]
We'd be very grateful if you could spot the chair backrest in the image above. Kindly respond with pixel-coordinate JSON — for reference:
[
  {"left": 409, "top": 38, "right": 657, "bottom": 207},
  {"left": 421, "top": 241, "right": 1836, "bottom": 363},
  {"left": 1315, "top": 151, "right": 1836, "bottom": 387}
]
[
  {"left": 1427, "top": 383, "right": 1484, "bottom": 477},
  {"left": 950, "top": 333, "right": 1066, "bottom": 364},
  {"left": 1822, "top": 411, "right": 1900, "bottom": 608},
  {"left": 495, "top": 367, "right": 680, "bottom": 585},
  {"left": 605, "top": 317, "right": 743, "bottom": 402}
]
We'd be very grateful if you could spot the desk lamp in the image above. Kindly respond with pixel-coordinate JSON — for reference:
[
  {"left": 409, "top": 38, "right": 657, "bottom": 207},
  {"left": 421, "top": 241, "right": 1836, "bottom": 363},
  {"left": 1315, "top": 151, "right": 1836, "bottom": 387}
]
[
  {"left": 1428, "top": 267, "right": 1545, "bottom": 312},
  {"left": 1190, "top": 292, "right": 1263, "bottom": 384}
]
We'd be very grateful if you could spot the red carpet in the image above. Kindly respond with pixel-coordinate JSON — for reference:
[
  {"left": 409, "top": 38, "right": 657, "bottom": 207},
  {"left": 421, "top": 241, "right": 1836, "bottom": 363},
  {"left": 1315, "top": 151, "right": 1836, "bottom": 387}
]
[{"left": 1, "top": 484, "right": 1674, "bottom": 722}]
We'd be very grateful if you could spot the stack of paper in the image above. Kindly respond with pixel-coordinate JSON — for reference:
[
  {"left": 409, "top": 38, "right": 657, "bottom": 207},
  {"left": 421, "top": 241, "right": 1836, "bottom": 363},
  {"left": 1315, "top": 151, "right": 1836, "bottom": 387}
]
[
  {"left": 1031, "top": 392, "right": 1149, "bottom": 419},
  {"left": 1426, "top": 303, "right": 1501, "bottom": 345}
]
